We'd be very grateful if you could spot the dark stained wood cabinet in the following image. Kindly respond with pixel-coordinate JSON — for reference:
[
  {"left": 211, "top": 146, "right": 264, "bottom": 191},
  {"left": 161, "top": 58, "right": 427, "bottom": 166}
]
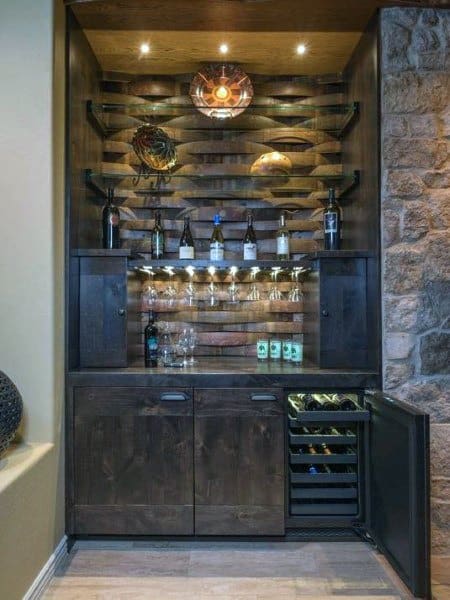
[
  {"left": 72, "top": 387, "right": 194, "bottom": 535},
  {"left": 194, "top": 388, "right": 285, "bottom": 535},
  {"left": 79, "top": 256, "right": 128, "bottom": 368},
  {"left": 304, "top": 254, "right": 378, "bottom": 370}
]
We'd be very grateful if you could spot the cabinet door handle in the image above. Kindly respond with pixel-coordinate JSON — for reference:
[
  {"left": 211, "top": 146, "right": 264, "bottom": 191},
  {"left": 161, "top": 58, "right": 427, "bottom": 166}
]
[
  {"left": 118, "top": 308, "right": 126, "bottom": 317},
  {"left": 160, "top": 392, "right": 188, "bottom": 402},
  {"left": 250, "top": 393, "right": 278, "bottom": 402}
]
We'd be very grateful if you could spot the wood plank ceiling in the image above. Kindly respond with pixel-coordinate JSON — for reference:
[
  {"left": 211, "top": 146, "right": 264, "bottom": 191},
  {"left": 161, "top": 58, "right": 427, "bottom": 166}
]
[{"left": 70, "top": 0, "right": 392, "bottom": 75}]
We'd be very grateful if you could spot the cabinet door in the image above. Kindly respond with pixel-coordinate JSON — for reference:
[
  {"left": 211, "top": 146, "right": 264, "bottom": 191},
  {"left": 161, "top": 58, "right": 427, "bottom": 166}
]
[
  {"left": 364, "top": 391, "right": 430, "bottom": 599},
  {"left": 79, "top": 257, "right": 127, "bottom": 367},
  {"left": 194, "top": 388, "right": 285, "bottom": 535},
  {"left": 72, "top": 387, "right": 194, "bottom": 535},
  {"left": 320, "top": 258, "right": 369, "bottom": 369}
]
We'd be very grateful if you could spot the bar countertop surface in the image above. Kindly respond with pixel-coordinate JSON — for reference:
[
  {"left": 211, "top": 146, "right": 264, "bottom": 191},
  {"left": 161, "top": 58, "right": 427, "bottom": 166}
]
[{"left": 68, "top": 358, "right": 380, "bottom": 388}]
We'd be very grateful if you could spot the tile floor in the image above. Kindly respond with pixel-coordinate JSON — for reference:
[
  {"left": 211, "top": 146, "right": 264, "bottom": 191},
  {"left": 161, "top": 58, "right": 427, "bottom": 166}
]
[
  {"left": 431, "top": 556, "right": 450, "bottom": 600},
  {"left": 43, "top": 540, "right": 422, "bottom": 600}
]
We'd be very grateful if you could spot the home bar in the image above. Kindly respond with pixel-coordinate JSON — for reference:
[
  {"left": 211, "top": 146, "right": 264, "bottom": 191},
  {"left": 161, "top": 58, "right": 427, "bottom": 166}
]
[{"left": 64, "top": 2, "right": 434, "bottom": 598}]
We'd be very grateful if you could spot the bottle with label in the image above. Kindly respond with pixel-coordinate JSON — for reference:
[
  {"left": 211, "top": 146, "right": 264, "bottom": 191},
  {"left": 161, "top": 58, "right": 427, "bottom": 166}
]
[
  {"left": 243, "top": 211, "right": 257, "bottom": 260},
  {"left": 102, "top": 187, "right": 120, "bottom": 249},
  {"left": 323, "top": 187, "right": 341, "bottom": 250},
  {"left": 152, "top": 211, "right": 165, "bottom": 259},
  {"left": 179, "top": 216, "right": 195, "bottom": 259},
  {"left": 210, "top": 214, "right": 224, "bottom": 261},
  {"left": 144, "top": 311, "right": 158, "bottom": 368},
  {"left": 276, "top": 212, "right": 290, "bottom": 259}
]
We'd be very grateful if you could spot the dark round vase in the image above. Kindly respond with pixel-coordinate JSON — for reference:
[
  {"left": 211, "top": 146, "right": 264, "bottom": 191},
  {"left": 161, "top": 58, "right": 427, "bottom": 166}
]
[{"left": 0, "top": 371, "right": 23, "bottom": 456}]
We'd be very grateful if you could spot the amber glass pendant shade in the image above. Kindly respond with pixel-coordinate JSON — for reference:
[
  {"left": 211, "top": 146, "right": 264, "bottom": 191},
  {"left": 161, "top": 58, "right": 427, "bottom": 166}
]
[{"left": 190, "top": 64, "right": 254, "bottom": 119}]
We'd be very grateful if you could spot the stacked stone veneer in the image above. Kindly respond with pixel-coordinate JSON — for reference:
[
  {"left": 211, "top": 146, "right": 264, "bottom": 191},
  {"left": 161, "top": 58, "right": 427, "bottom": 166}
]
[{"left": 381, "top": 7, "right": 450, "bottom": 554}]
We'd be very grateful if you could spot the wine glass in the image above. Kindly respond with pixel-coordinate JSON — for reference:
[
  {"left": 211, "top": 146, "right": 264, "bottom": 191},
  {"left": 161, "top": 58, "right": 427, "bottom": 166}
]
[
  {"left": 188, "top": 327, "right": 197, "bottom": 364},
  {"left": 163, "top": 266, "right": 177, "bottom": 307},
  {"left": 247, "top": 267, "right": 260, "bottom": 301},
  {"left": 142, "top": 268, "right": 158, "bottom": 308},
  {"left": 227, "top": 266, "right": 240, "bottom": 304},
  {"left": 288, "top": 268, "right": 304, "bottom": 302},
  {"left": 184, "top": 265, "right": 197, "bottom": 306},
  {"left": 159, "top": 328, "right": 174, "bottom": 365},
  {"left": 178, "top": 328, "right": 190, "bottom": 366},
  {"left": 269, "top": 267, "right": 283, "bottom": 301},
  {"left": 207, "top": 266, "right": 217, "bottom": 307}
]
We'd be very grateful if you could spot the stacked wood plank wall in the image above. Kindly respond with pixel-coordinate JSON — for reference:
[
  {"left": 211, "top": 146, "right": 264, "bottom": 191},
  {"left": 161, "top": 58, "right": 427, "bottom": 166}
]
[{"left": 96, "top": 72, "right": 348, "bottom": 357}]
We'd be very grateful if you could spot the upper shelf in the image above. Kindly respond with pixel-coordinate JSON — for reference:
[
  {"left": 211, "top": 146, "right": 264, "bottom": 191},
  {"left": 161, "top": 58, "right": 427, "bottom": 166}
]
[
  {"left": 85, "top": 169, "right": 360, "bottom": 197},
  {"left": 88, "top": 101, "right": 359, "bottom": 138}
]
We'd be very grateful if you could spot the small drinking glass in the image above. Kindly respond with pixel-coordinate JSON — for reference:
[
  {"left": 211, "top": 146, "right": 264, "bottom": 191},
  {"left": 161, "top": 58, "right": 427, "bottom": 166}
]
[{"left": 227, "top": 266, "right": 240, "bottom": 304}]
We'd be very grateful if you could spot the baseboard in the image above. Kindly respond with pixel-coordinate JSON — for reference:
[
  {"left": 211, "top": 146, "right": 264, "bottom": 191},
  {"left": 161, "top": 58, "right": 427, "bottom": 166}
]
[{"left": 23, "top": 536, "right": 68, "bottom": 600}]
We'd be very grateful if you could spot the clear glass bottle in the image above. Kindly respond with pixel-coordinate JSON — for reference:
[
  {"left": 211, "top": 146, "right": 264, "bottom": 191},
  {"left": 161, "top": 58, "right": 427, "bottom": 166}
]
[
  {"left": 210, "top": 214, "right": 224, "bottom": 261},
  {"left": 179, "top": 216, "right": 195, "bottom": 259},
  {"left": 276, "top": 212, "right": 290, "bottom": 259}
]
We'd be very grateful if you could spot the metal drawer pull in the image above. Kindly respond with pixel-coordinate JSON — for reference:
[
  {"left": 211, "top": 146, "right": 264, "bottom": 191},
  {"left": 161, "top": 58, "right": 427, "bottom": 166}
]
[
  {"left": 250, "top": 393, "right": 277, "bottom": 402},
  {"left": 160, "top": 392, "right": 188, "bottom": 401}
]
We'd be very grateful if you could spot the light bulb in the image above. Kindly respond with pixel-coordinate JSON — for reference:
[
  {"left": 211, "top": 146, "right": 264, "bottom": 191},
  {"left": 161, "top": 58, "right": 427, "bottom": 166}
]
[
  {"left": 219, "top": 43, "right": 229, "bottom": 55},
  {"left": 140, "top": 43, "right": 150, "bottom": 54},
  {"left": 296, "top": 43, "right": 306, "bottom": 55},
  {"left": 215, "top": 85, "right": 229, "bottom": 100}
]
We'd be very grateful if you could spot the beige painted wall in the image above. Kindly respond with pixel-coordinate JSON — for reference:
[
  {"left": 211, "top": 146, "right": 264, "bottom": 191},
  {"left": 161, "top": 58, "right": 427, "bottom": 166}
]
[{"left": 0, "top": 0, "right": 65, "bottom": 598}]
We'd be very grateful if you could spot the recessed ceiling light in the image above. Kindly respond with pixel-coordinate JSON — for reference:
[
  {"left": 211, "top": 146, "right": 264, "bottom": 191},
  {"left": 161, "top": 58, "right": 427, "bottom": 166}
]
[
  {"left": 140, "top": 43, "right": 150, "bottom": 54},
  {"left": 296, "top": 43, "right": 307, "bottom": 55},
  {"left": 219, "top": 43, "right": 229, "bottom": 55}
]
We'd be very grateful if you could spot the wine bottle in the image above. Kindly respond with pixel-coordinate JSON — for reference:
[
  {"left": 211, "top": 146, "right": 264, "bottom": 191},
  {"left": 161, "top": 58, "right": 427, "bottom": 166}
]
[
  {"left": 307, "top": 444, "right": 317, "bottom": 455},
  {"left": 276, "top": 212, "right": 290, "bottom": 259},
  {"left": 179, "top": 216, "right": 195, "bottom": 259},
  {"left": 338, "top": 395, "right": 361, "bottom": 411},
  {"left": 144, "top": 311, "right": 159, "bottom": 368},
  {"left": 152, "top": 211, "right": 165, "bottom": 259},
  {"left": 323, "top": 188, "right": 341, "bottom": 250},
  {"left": 102, "top": 187, "right": 120, "bottom": 249},
  {"left": 210, "top": 214, "right": 224, "bottom": 261},
  {"left": 304, "top": 394, "right": 327, "bottom": 411},
  {"left": 288, "top": 394, "right": 305, "bottom": 412},
  {"left": 243, "top": 211, "right": 257, "bottom": 260},
  {"left": 321, "top": 443, "right": 332, "bottom": 455}
]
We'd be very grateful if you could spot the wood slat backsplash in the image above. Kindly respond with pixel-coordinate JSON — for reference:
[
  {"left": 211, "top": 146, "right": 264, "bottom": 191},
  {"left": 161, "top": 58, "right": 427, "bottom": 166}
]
[{"left": 100, "top": 72, "right": 343, "bottom": 355}]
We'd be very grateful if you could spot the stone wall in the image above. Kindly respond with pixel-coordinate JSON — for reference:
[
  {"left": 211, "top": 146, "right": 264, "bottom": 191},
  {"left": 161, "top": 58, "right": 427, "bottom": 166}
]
[{"left": 381, "top": 7, "right": 450, "bottom": 554}]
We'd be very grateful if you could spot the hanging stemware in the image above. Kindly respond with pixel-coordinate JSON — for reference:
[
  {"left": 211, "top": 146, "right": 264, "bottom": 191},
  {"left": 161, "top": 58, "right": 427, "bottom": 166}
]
[
  {"left": 288, "top": 267, "right": 305, "bottom": 302},
  {"left": 268, "top": 267, "right": 283, "bottom": 301}
]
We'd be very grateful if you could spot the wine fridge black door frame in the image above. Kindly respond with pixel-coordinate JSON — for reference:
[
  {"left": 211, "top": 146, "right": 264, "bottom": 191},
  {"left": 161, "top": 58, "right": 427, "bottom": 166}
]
[
  {"left": 287, "top": 388, "right": 430, "bottom": 600},
  {"left": 363, "top": 390, "right": 430, "bottom": 600}
]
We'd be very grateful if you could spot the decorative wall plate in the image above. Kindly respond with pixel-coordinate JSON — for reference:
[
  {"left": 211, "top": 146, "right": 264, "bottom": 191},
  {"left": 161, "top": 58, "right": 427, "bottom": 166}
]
[
  {"left": 250, "top": 151, "right": 292, "bottom": 175},
  {"left": 132, "top": 125, "right": 177, "bottom": 172},
  {"left": 190, "top": 64, "right": 253, "bottom": 119}
]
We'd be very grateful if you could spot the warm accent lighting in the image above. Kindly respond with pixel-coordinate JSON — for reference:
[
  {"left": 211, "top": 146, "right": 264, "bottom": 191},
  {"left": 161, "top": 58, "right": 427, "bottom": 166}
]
[
  {"left": 140, "top": 43, "right": 150, "bottom": 54},
  {"left": 219, "top": 43, "right": 229, "bottom": 55},
  {"left": 296, "top": 43, "right": 307, "bottom": 55},
  {"left": 190, "top": 64, "right": 254, "bottom": 119}
]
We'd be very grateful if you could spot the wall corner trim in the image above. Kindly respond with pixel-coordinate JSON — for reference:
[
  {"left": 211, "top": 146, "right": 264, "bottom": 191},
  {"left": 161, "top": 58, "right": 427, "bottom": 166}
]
[{"left": 23, "top": 536, "right": 68, "bottom": 600}]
